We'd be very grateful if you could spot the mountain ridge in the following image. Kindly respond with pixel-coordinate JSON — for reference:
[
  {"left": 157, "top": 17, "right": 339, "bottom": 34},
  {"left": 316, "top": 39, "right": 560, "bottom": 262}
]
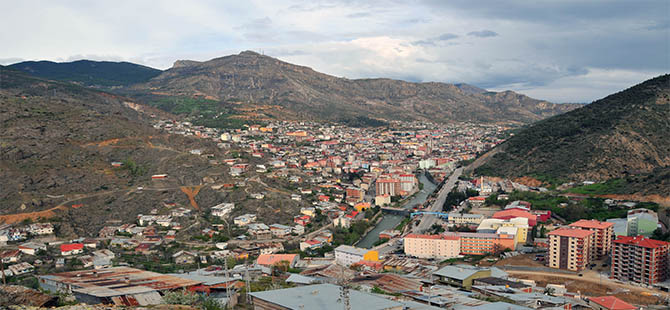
[
  {"left": 474, "top": 74, "right": 670, "bottom": 195},
  {"left": 136, "top": 51, "right": 581, "bottom": 124},
  {"left": 8, "top": 59, "right": 162, "bottom": 88}
]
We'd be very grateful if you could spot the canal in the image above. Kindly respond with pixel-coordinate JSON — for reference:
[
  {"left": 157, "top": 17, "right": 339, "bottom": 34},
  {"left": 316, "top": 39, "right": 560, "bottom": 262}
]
[{"left": 356, "top": 172, "right": 438, "bottom": 248}]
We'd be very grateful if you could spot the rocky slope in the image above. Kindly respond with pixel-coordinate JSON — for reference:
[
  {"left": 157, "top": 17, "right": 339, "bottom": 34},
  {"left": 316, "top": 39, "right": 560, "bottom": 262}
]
[
  {"left": 475, "top": 74, "right": 670, "bottom": 194},
  {"left": 136, "top": 51, "right": 580, "bottom": 124},
  {"left": 0, "top": 67, "right": 233, "bottom": 235}
]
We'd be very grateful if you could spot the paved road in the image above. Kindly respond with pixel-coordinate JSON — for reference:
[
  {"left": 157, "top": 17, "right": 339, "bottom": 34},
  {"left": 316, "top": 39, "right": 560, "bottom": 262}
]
[{"left": 413, "top": 167, "right": 463, "bottom": 233}]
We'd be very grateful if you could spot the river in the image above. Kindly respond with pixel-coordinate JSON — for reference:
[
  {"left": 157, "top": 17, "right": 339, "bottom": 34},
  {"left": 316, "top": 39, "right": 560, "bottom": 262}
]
[{"left": 356, "top": 172, "right": 438, "bottom": 248}]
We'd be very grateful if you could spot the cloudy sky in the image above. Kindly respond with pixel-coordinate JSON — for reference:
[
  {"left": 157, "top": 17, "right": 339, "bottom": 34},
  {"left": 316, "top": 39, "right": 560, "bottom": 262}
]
[{"left": 1, "top": 0, "right": 668, "bottom": 102}]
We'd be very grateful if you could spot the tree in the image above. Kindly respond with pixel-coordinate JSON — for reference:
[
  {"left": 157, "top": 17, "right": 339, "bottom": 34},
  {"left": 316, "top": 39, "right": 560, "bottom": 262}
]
[{"left": 539, "top": 225, "right": 547, "bottom": 238}]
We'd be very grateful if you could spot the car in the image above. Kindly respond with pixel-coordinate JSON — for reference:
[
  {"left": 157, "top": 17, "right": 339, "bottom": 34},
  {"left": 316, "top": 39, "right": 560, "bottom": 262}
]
[
  {"left": 602, "top": 264, "right": 608, "bottom": 267},
  {"left": 578, "top": 273, "right": 583, "bottom": 277}
]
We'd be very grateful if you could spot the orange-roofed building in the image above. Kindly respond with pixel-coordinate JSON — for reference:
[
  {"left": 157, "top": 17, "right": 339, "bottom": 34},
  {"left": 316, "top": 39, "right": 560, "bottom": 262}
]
[
  {"left": 404, "top": 233, "right": 461, "bottom": 259},
  {"left": 256, "top": 254, "right": 299, "bottom": 268},
  {"left": 492, "top": 209, "right": 537, "bottom": 226},
  {"left": 588, "top": 296, "right": 636, "bottom": 310},
  {"left": 354, "top": 202, "right": 372, "bottom": 212},
  {"left": 548, "top": 228, "right": 596, "bottom": 271},
  {"left": 569, "top": 219, "right": 614, "bottom": 258}
]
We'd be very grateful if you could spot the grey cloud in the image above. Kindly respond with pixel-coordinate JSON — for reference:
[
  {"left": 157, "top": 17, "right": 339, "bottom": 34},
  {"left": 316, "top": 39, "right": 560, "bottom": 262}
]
[
  {"left": 467, "top": 30, "right": 498, "bottom": 38},
  {"left": 413, "top": 33, "right": 459, "bottom": 46}
]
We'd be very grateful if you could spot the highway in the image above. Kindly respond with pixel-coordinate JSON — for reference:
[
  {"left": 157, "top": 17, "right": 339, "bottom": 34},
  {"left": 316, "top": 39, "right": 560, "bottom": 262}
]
[{"left": 412, "top": 167, "right": 463, "bottom": 233}]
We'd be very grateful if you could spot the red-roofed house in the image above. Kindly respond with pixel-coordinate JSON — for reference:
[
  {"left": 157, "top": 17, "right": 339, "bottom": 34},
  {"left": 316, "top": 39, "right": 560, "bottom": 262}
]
[
  {"left": 569, "top": 220, "right": 614, "bottom": 258},
  {"left": 60, "top": 243, "right": 84, "bottom": 256},
  {"left": 612, "top": 235, "right": 670, "bottom": 285},
  {"left": 588, "top": 296, "right": 636, "bottom": 310},
  {"left": 548, "top": 228, "right": 595, "bottom": 271},
  {"left": 294, "top": 215, "right": 311, "bottom": 226},
  {"left": 493, "top": 209, "right": 537, "bottom": 226}
]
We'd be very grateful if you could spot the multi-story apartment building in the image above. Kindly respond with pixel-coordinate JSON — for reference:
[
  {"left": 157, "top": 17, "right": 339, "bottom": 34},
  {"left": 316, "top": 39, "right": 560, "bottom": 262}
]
[
  {"left": 376, "top": 178, "right": 400, "bottom": 197},
  {"left": 404, "top": 233, "right": 461, "bottom": 259},
  {"left": 569, "top": 219, "right": 614, "bottom": 258},
  {"left": 476, "top": 218, "right": 530, "bottom": 248},
  {"left": 548, "top": 228, "right": 595, "bottom": 271},
  {"left": 458, "top": 232, "right": 515, "bottom": 255},
  {"left": 611, "top": 236, "right": 670, "bottom": 285}
]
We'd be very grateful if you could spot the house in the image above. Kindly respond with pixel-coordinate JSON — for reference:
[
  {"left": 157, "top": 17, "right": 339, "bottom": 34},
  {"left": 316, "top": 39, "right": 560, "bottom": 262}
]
[
  {"left": 299, "top": 239, "right": 323, "bottom": 251},
  {"left": 300, "top": 207, "right": 316, "bottom": 217},
  {"left": 27, "top": 223, "right": 54, "bottom": 235},
  {"left": 234, "top": 214, "right": 257, "bottom": 226},
  {"left": 8, "top": 262, "right": 34, "bottom": 276},
  {"left": 588, "top": 296, "right": 636, "bottom": 310},
  {"left": 0, "top": 250, "right": 21, "bottom": 263},
  {"left": 83, "top": 238, "right": 98, "bottom": 248},
  {"left": 211, "top": 203, "right": 235, "bottom": 218},
  {"left": 293, "top": 225, "right": 305, "bottom": 235},
  {"left": 60, "top": 243, "right": 84, "bottom": 256},
  {"left": 433, "top": 264, "right": 492, "bottom": 289},
  {"left": 294, "top": 215, "right": 311, "bottom": 226},
  {"left": 248, "top": 223, "right": 272, "bottom": 240},
  {"left": 173, "top": 250, "right": 198, "bottom": 265},
  {"left": 269, "top": 224, "right": 292, "bottom": 237},
  {"left": 18, "top": 242, "right": 47, "bottom": 255},
  {"left": 171, "top": 207, "right": 193, "bottom": 217},
  {"left": 256, "top": 254, "right": 299, "bottom": 269},
  {"left": 334, "top": 216, "right": 351, "bottom": 229}
]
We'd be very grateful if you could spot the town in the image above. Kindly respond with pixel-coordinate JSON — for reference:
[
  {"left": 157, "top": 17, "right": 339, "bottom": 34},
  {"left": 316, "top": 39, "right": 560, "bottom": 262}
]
[{"left": 0, "top": 117, "right": 667, "bottom": 310}]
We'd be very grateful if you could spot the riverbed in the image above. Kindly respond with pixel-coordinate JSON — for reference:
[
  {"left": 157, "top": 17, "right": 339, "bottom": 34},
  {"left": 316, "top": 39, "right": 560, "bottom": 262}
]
[{"left": 356, "top": 172, "right": 438, "bottom": 248}]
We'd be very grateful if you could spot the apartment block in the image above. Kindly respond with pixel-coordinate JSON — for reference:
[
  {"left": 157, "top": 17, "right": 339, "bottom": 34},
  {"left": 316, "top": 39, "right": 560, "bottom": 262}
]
[
  {"left": 548, "top": 228, "right": 595, "bottom": 271},
  {"left": 458, "top": 232, "right": 515, "bottom": 255},
  {"left": 611, "top": 235, "right": 670, "bottom": 285},
  {"left": 569, "top": 219, "right": 614, "bottom": 258},
  {"left": 403, "top": 233, "right": 460, "bottom": 259}
]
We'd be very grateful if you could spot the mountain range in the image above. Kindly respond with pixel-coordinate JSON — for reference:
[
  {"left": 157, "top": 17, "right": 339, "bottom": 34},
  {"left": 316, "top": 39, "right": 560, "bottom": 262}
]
[
  {"left": 134, "top": 51, "right": 580, "bottom": 124},
  {"left": 474, "top": 74, "right": 670, "bottom": 196}
]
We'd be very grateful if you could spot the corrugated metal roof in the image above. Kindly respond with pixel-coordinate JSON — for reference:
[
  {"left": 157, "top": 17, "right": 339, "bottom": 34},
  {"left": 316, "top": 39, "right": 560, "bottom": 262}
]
[{"left": 41, "top": 267, "right": 201, "bottom": 298}]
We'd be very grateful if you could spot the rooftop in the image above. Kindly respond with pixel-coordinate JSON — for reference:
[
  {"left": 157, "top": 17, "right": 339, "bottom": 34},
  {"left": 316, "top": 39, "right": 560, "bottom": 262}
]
[
  {"left": 614, "top": 235, "right": 670, "bottom": 249},
  {"left": 38, "top": 267, "right": 201, "bottom": 297},
  {"left": 405, "top": 233, "right": 460, "bottom": 240},
  {"left": 433, "top": 264, "right": 489, "bottom": 281},
  {"left": 249, "top": 283, "right": 402, "bottom": 310},
  {"left": 589, "top": 296, "right": 636, "bottom": 310},
  {"left": 548, "top": 227, "right": 595, "bottom": 238},
  {"left": 569, "top": 219, "right": 614, "bottom": 230}
]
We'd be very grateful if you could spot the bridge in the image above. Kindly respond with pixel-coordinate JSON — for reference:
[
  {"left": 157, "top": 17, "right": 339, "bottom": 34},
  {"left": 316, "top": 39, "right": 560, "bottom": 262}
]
[
  {"left": 410, "top": 211, "right": 451, "bottom": 218},
  {"left": 380, "top": 206, "right": 411, "bottom": 215}
]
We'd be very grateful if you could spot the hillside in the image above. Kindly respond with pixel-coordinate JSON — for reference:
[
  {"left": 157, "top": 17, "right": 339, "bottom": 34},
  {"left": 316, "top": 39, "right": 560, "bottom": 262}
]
[
  {"left": 8, "top": 60, "right": 162, "bottom": 88},
  {"left": 133, "top": 51, "right": 580, "bottom": 124},
  {"left": 0, "top": 67, "right": 234, "bottom": 235},
  {"left": 475, "top": 74, "right": 670, "bottom": 194}
]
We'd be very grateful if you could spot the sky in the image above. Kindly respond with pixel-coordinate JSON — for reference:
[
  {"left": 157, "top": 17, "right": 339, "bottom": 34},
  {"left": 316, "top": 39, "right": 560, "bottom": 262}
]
[{"left": 1, "top": 0, "right": 668, "bottom": 103}]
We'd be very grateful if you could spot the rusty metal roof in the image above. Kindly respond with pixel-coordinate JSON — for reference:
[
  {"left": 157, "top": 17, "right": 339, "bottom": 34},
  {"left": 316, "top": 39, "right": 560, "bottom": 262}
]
[{"left": 40, "top": 267, "right": 201, "bottom": 297}]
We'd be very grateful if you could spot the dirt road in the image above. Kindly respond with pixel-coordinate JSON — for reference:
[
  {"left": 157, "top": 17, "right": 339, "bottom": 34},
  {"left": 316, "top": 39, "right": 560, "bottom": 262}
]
[{"left": 507, "top": 269, "right": 668, "bottom": 305}]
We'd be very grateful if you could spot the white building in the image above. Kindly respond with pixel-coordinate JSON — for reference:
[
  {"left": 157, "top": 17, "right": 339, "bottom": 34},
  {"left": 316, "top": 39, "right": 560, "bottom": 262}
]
[
  {"left": 234, "top": 214, "right": 257, "bottom": 226},
  {"left": 211, "top": 203, "right": 235, "bottom": 218},
  {"left": 334, "top": 245, "right": 377, "bottom": 267}
]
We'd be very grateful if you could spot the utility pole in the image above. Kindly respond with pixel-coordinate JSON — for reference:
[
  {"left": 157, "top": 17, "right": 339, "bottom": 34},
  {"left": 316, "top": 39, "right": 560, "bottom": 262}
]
[
  {"left": 244, "top": 260, "right": 252, "bottom": 305},
  {"left": 337, "top": 268, "right": 351, "bottom": 310},
  {"left": 224, "top": 257, "right": 232, "bottom": 309}
]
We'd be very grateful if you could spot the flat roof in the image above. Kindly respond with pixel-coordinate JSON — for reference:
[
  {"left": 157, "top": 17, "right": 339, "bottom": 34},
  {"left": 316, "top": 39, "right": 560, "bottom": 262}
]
[
  {"left": 433, "top": 265, "right": 489, "bottom": 281},
  {"left": 548, "top": 227, "right": 595, "bottom": 238},
  {"left": 569, "top": 219, "right": 613, "bottom": 230},
  {"left": 249, "top": 283, "right": 401, "bottom": 310}
]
